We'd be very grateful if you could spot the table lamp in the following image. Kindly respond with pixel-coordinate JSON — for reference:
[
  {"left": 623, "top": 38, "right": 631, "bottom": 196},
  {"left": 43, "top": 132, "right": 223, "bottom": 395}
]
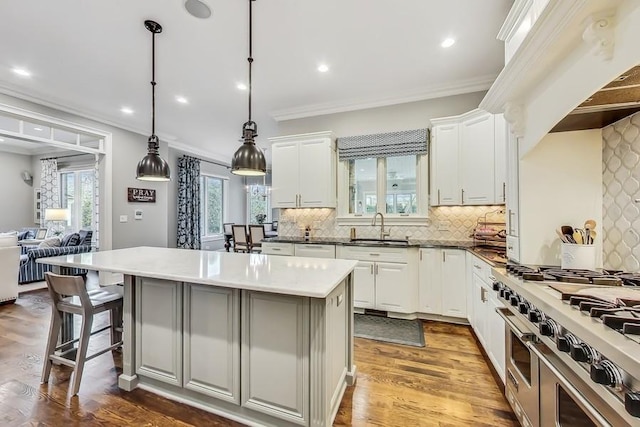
[{"left": 44, "top": 208, "right": 70, "bottom": 236}]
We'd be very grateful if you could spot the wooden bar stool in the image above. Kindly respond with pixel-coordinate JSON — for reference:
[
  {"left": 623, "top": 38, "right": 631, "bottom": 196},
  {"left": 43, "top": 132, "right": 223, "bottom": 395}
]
[{"left": 41, "top": 272, "right": 123, "bottom": 395}]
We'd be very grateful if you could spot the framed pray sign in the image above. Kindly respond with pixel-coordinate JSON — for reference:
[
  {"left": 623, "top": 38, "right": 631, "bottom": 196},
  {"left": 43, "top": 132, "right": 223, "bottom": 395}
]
[{"left": 128, "top": 187, "right": 156, "bottom": 203}]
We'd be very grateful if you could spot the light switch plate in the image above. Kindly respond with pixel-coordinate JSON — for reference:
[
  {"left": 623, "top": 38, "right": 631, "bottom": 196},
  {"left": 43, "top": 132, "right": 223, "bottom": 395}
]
[
  {"left": 134, "top": 209, "right": 143, "bottom": 220},
  {"left": 119, "top": 215, "right": 128, "bottom": 223}
]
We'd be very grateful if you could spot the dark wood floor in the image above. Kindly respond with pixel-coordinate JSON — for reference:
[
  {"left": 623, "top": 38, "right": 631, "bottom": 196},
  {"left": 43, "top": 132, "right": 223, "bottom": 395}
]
[{"left": 0, "top": 289, "right": 517, "bottom": 426}]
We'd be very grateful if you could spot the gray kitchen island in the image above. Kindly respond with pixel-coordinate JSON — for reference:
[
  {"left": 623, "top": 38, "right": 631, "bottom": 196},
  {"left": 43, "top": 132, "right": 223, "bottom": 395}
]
[{"left": 39, "top": 247, "right": 357, "bottom": 427}]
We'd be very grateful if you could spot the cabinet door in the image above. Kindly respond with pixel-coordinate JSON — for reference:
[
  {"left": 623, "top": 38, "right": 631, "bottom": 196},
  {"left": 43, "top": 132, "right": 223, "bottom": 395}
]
[
  {"left": 135, "top": 278, "right": 182, "bottom": 386},
  {"left": 431, "top": 124, "right": 460, "bottom": 205},
  {"left": 353, "top": 261, "right": 375, "bottom": 309},
  {"left": 418, "top": 248, "right": 442, "bottom": 315},
  {"left": 271, "top": 142, "right": 299, "bottom": 208},
  {"left": 488, "top": 293, "right": 506, "bottom": 383},
  {"left": 440, "top": 249, "right": 467, "bottom": 318},
  {"left": 183, "top": 284, "right": 240, "bottom": 403},
  {"left": 471, "top": 274, "right": 488, "bottom": 347},
  {"left": 460, "top": 112, "right": 495, "bottom": 205},
  {"left": 375, "top": 262, "right": 411, "bottom": 312},
  {"left": 494, "top": 113, "right": 507, "bottom": 204},
  {"left": 298, "top": 138, "right": 336, "bottom": 208}
]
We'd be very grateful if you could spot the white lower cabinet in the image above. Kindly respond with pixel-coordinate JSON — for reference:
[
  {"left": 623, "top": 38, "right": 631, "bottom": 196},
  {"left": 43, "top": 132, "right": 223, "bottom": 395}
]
[
  {"left": 183, "top": 284, "right": 240, "bottom": 403},
  {"left": 294, "top": 243, "right": 336, "bottom": 258},
  {"left": 337, "top": 246, "right": 417, "bottom": 314},
  {"left": 468, "top": 254, "right": 505, "bottom": 383},
  {"left": 261, "top": 242, "right": 295, "bottom": 256},
  {"left": 418, "top": 248, "right": 467, "bottom": 319}
]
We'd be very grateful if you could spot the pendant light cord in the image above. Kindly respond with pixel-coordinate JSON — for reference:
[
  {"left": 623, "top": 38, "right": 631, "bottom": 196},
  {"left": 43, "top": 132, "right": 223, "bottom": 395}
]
[
  {"left": 247, "top": 0, "right": 254, "bottom": 123},
  {"left": 151, "top": 30, "right": 157, "bottom": 138}
]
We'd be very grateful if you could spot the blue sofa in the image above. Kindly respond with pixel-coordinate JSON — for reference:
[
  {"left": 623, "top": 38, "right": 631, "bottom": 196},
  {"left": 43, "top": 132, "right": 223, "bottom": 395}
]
[{"left": 18, "top": 230, "right": 93, "bottom": 284}]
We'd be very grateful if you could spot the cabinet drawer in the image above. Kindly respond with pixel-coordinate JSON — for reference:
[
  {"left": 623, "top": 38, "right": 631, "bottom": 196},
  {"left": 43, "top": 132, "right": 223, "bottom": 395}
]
[
  {"left": 470, "top": 255, "right": 491, "bottom": 283},
  {"left": 336, "top": 245, "right": 408, "bottom": 263},
  {"left": 506, "top": 235, "right": 519, "bottom": 262},
  {"left": 261, "top": 242, "right": 295, "bottom": 256},
  {"left": 294, "top": 244, "right": 336, "bottom": 259}
]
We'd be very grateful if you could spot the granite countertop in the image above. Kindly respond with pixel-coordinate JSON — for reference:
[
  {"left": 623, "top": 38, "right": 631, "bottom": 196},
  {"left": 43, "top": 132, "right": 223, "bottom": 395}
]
[
  {"left": 37, "top": 246, "right": 357, "bottom": 299},
  {"left": 263, "top": 236, "right": 475, "bottom": 249}
]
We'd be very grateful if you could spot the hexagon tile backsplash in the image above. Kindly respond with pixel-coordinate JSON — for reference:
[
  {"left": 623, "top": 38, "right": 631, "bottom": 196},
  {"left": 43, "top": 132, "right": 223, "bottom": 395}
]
[
  {"left": 277, "top": 206, "right": 505, "bottom": 241},
  {"left": 603, "top": 112, "right": 640, "bottom": 271}
]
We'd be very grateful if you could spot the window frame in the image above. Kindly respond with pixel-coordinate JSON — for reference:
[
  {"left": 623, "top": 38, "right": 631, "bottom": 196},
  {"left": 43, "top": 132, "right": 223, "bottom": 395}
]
[
  {"left": 246, "top": 184, "right": 272, "bottom": 225},
  {"left": 337, "top": 154, "right": 429, "bottom": 225},
  {"left": 58, "top": 166, "right": 97, "bottom": 235},
  {"left": 200, "top": 173, "right": 229, "bottom": 240}
]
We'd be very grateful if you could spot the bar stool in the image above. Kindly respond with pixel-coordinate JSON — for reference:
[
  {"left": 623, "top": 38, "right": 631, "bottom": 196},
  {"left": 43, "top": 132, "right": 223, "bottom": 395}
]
[{"left": 41, "top": 272, "right": 123, "bottom": 395}]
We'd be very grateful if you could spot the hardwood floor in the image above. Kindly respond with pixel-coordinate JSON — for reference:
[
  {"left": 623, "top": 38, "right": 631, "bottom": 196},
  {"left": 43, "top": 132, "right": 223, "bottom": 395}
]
[{"left": 0, "top": 290, "right": 517, "bottom": 426}]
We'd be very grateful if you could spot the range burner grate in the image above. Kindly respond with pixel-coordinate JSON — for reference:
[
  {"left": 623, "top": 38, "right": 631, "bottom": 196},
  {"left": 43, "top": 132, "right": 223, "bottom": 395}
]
[{"left": 505, "top": 263, "right": 640, "bottom": 286}]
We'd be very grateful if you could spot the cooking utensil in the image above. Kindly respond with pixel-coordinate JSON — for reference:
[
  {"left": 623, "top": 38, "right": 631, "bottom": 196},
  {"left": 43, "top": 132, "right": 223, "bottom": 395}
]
[
  {"left": 584, "top": 219, "right": 597, "bottom": 230},
  {"left": 564, "top": 233, "right": 576, "bottom": 244},
  {"left": 573, "top": 230, "right": 583, "bottom": 244},
  {"left": 556, "top": 229, "right": 568, "bottom": 243},
  {"left": 561, "top": 225, "right": 574, "bottom": 236},
  {"left": 589, "top": 229, "right": 597, "bottom": 244}
]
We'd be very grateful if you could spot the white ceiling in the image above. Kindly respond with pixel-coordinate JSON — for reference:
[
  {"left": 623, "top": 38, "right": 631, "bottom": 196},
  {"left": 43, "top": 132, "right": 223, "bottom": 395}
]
[{"left": 0, "top": 0, "right": 511, "bottom": 162}]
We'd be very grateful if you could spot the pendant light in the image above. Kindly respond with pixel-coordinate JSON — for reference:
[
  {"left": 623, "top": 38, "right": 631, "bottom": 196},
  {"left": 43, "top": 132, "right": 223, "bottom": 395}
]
[
  {"left": 136, "top": 20, "right": 171, "bottom": 181},
  {"left": 231, "top": 0, "right": 267, "bottom": 176}
]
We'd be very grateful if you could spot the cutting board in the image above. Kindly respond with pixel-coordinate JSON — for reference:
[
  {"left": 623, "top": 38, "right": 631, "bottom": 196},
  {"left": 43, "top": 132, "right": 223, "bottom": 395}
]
[{"left": 548, "top": 283, "right": 640, "bottom": 305}]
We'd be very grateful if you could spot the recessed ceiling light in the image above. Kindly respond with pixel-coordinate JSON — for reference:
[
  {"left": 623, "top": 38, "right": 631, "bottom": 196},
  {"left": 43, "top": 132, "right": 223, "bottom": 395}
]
[
  {"left": 441, "top": 38, "right": 456, "bottom": 48},
  {"left": 34, "top": 127, "right": 43, "bottom": 131},
  {"left": 0, "top": 138, "right": 4, "bottom": 142},
  {"left": 184, "top": 0, "right": 211, "bottom": 19},
  {"left": 176, "top": 96, "right": 189, "bottom": 104},
  {"left": 12, "top": 67, "right": 32, "bottom": 77},
  {"left": 236, "top": 83, "right": 247, "bottom": 91},
  {"left": 120, "top": 107, "right": 134, "bottom": 115},
  {"left": 317, "top": 64, "right": 330, "bottom": 73}
]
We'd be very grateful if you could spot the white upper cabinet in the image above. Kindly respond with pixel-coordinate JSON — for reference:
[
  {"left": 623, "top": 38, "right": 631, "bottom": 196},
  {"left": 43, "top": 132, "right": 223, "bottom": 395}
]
[
  {"left": 460, "top": 111, "right": 495, "bottom": 205},
  {"left": 270, "top": 131, "right": 336, "bottom": 209},
  {"left": 430, "top": 123, "right": 460, "bottom": 206},
  {"left": 494, "top": 114, "right": 507, "bottom": 205},
  {"left": 431, "top": 110, "right": 504, "bottom": 206}
]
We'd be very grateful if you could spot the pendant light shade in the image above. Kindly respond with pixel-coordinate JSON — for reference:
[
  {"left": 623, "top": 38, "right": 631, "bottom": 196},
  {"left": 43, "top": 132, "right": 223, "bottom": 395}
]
[
  {"left": 231, "top": 0, "right": 266, "bottom": 176},
  {"left": 137, "top": 20, "right": 171, "bottom": 182}
]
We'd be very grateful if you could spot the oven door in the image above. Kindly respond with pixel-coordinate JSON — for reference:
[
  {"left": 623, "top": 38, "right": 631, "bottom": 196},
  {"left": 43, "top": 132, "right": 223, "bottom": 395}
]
[
  {"left": 497, "top": 308, "right": 539, "bottom": 427},
  {"left": 529, "top": 342, "right": 632, "bottom": 427}
]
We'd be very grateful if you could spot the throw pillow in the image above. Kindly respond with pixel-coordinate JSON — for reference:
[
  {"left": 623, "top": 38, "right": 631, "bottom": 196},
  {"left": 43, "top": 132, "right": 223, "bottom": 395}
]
[
  {"left": 17, "top": 230, "right": 29, "bottom": 240},
  {"left": 38, "top": 237, "right": 61, "bottom": 248},
  {"left": 61, "top": 233, "right": 81, "bottom": 247}
]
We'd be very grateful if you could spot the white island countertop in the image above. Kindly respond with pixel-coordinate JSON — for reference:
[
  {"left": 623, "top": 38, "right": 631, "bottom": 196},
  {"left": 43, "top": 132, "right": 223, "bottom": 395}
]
[{"left": 39, "top": 246, "right": 357, "bottom": 298}]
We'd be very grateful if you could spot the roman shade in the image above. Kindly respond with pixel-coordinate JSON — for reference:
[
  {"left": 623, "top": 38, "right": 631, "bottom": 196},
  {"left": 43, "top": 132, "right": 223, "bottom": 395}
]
[{"left": 337, "top": 128, "right": 429, "bottom": 161}]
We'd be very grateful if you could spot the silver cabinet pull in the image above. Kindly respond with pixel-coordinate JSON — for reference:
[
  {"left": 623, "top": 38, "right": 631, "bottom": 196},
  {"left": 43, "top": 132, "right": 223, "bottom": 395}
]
[
  {"left": 508, "top": 209, "right": 514, "bottom": 234},
  {"left": 442, "top": 251, "right": 446, "bottom": 262},
  {"left": 419, "top": 250, "right": 422, "bottom": 261},
  {"left": 370, "top": 264, "right": 373, "bottom": 275},
  {"left": 461, "top": 189, "right": 465, "bottom": 204},
  {"left": 502, "top": 182, "right": 506, "bottom": 202},
  {"left": 437, "top": 189, "right": 441, "bottom": 205},
  {"left": 375, "top": 264, "right": 378, "bottom": 275}
]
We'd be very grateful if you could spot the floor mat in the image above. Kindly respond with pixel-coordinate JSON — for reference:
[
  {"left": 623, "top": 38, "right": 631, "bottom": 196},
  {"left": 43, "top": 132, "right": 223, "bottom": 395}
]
[{"left": 354, "top": 314, "right": 425, "bottom": 347}]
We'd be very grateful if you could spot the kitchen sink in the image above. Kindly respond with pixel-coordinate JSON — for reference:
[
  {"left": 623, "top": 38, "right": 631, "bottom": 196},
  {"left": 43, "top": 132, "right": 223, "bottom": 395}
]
[{"left": 348, "top": 238, "right": 409, "bottom": 246}]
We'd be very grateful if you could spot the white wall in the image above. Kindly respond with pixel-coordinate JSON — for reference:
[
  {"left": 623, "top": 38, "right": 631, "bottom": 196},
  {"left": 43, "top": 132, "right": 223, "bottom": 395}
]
[
  {"left": 0, "top": 93, "right": 168, "bottom": 249},
  {"left": 519, "top": 129, "right": 603, "bottom": 266},
  {"left": 277, "top": 92, "right": 487, "bottom": 137},
  {"left": 0, "top": 152, "right": 34, "bottom": 230}
]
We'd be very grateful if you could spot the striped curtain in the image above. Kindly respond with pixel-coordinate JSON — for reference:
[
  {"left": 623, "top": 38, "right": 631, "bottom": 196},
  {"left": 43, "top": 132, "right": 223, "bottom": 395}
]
[
  {"left": 40, "top": 159, "right": 60, "bottom": 231},
  {"left": 177, "top": 156, "right": 201, "bottom": 249}
]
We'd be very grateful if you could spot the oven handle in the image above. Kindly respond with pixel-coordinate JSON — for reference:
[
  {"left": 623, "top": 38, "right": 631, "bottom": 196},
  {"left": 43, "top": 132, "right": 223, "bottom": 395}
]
[
  {"left": 496, "top": 307, "right": 535, "bottom": 341},
  {"left": 527, "top": 342, "right": 612, "bottom": 427}
]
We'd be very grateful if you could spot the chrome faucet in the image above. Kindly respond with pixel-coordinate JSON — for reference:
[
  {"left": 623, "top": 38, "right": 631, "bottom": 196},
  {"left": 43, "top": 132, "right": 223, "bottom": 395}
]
[{"left": 372, "top": 212, "right": 390, "bottom": 240}]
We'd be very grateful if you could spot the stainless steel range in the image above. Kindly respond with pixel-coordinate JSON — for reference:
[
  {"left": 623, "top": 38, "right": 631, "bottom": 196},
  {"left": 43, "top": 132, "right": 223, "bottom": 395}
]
[{"left": 493, "top": 264, "right": 640, "bottom": 427}]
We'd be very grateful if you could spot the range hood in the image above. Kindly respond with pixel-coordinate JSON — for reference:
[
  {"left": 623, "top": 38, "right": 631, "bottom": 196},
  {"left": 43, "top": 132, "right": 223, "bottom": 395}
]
[{"left": 551, "top": 65, "right": 640, "bottom": 132}]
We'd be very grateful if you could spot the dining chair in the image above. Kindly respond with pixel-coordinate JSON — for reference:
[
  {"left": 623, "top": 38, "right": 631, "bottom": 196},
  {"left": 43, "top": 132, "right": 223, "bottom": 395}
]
[
  {"left": 231, "top": 225, "right": 250, "bottom": 253},
  {"left": 249, "top": 225, "right": 266, "bottom": 253},
  {"left": 41, "top": 272, "right": 123, "bottom": 395}
]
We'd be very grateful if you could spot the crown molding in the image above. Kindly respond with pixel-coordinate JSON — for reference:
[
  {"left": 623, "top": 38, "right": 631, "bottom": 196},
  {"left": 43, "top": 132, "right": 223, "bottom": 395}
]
[
  {"left": 497, "top": 0, "right": 534, "bottom": 42},
  {"left": 0, "top": 82, "right": 177, "bottom": 142},
  {"left": 270, "top": 74, "right": 497, "bottom": 122},
  {"left": 480, "top": 0, "right": 592, "bottom": 113},
  {"left": 168, "top": 140, "right": 232, "bottom": 165}
]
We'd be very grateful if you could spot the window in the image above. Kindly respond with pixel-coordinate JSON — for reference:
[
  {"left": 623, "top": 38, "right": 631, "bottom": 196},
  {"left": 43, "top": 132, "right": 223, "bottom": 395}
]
[
  {"left": 201, "top": 176, "right": 224, "bottom": 236},
  {"left": 60, "top": 169, "right": 96, "bottom": 235},
  {"left": 247, "top": 184, "right": 271, "bottom": 224},
  {"left": 339, "top": 154, "right": 427, "bottom": 222}
]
